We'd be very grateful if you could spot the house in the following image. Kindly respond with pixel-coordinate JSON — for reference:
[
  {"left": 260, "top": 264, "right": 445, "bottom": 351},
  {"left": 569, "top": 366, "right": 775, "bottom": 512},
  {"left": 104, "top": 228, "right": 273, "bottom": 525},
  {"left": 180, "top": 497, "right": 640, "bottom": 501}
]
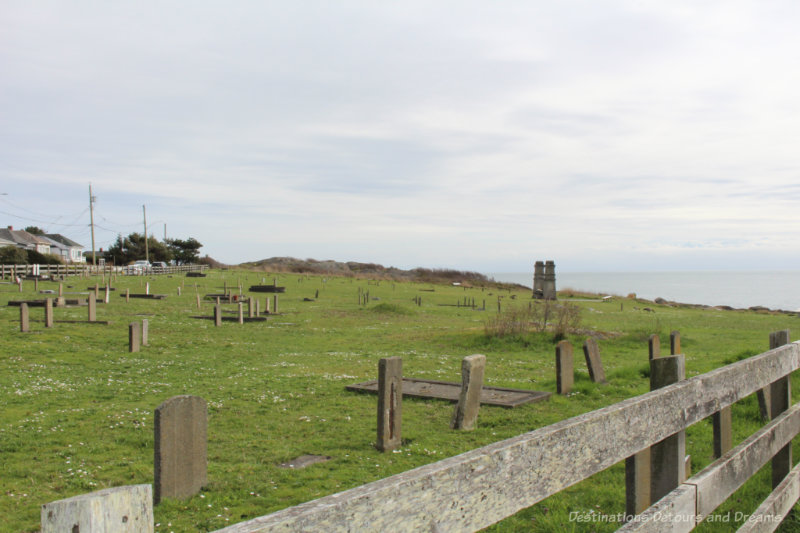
[
  {"left": 0, "top": 226, "right": 51, "bottom": 254},
  {"left": 43, "top": 234, "right": 86, "bottom": 263}
]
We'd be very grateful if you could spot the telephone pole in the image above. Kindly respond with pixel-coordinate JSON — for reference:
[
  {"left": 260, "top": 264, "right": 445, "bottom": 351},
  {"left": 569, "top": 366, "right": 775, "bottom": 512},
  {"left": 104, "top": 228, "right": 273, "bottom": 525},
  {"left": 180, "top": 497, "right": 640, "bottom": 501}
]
[
  {"left": 143, "top": 205, "right": 149, "bottom": 263},
  {"left": 89, "top": 184, "right": 97, "bottom": 266}
]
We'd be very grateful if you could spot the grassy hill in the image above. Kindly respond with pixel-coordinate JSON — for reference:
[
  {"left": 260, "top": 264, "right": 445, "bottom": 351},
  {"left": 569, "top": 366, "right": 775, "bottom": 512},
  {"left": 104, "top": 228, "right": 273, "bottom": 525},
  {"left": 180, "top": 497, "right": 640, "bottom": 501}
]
[{"left": 0, "top": 268, "right": 798, "bottom": 531}]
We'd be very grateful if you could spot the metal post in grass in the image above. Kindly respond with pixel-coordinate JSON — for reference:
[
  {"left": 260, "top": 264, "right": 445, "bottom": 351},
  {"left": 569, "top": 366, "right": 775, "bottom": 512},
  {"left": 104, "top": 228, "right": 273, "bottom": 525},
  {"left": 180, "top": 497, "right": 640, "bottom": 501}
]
[
  {"left": 769, "top": 329, "right": 791, "bottom": 487},
  {"left": 377, "top": 357, "right": 402, "bottom": 452},
  {"left": 649, "top": 354, "right": 685, "bottom": 502},
  {"left": 45, "top": 298, "right": 53, "bottom": 328},
  {"left": 20, "top": 302, "right": 29, "bottom": 332}
]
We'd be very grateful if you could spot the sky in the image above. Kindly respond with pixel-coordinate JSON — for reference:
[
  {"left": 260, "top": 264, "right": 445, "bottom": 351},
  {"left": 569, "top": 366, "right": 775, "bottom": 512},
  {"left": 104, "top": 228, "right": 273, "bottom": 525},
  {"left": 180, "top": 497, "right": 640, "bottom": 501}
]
[{"left": 2, "top": 1, "right": 800, "bottom": 273}]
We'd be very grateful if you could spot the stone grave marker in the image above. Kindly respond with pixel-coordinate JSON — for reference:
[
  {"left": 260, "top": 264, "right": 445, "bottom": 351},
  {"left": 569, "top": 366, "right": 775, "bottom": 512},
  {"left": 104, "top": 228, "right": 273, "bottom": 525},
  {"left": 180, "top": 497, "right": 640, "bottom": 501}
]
[
  {"left": 142, "top": 319, "right": 149, "bottom": 346},
  {"left": 88, "top": 296, "right": 97, "bottom": 322},
  {"left": 237, "top": 302, "right": 244, "bottom": 324},
  {"left": 154, "top": 395, "right": 207, "bottom": 503},
  {"left": 41, "top": 484, "right": 153, "bottom": 533},
  {"left": 129, "top": 323, "right": 140, "bottom": 353},
  {"left": 555, "top": 340, "right": 573, "bottom": 394},
  {"left": 45, "top": 298, "right": 54, "bottom": 328},
  {"left": 20, "top": 302, "right": 29, "bottom": 332},
  {"left": 582, "top": 338, "right": 607, "bottom": 384},
  {"left": 450, "top": 354, "right": 486, "bottom": 430},
  {"left": 214, "top": 304, "right": 221, "bottom": 327},
  {"left": 377, "top": 357, "right": 402, "bottom": 452}
]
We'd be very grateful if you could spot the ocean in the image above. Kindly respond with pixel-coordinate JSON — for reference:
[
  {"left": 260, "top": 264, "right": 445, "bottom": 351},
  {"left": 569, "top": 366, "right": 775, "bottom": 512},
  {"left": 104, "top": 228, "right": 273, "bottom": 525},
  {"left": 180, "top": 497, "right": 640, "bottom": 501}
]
[{"left": 487, "top": 271, "right": 800, "bottom": 312}]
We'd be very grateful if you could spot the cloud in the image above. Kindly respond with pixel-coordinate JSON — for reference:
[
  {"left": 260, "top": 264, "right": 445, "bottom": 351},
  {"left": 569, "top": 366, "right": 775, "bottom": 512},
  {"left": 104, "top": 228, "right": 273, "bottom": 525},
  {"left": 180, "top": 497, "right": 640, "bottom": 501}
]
[{"left": 2, "top": 1, "right": 800, "bottom": 271}]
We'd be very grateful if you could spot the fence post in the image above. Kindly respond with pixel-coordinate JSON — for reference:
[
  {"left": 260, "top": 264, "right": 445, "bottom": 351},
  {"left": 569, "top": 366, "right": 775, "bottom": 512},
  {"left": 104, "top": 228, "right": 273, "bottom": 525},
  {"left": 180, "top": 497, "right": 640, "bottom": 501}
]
[
  {"left": 770, "top": 329, "right": 791, "bottom": 488},
  {"left": 626, "top": 336, "right": 660, "bottom": 517},
  {"left": 377, "top": 357, "right": 402, "bottom": 452},
  {"left": 650, "top": 354, "right": 686, "bottom": 502}
]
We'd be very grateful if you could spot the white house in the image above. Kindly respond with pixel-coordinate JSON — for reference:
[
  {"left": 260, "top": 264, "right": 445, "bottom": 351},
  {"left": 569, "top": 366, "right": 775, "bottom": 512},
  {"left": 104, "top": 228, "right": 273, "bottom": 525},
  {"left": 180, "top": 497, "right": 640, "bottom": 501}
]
[{"left": 43, "top": 234, "right": 86, "bottom": 263}]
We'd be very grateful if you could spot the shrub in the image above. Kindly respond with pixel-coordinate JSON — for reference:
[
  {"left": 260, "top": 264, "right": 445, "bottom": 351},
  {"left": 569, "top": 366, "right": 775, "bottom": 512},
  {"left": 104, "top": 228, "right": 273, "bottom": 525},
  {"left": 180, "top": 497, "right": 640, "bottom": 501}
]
[
  {"left": 0, "top": 245, "right": 28, "bottom": 264},
  {"left": 485, "top": 300, "right": 582, "bottom": 341}
]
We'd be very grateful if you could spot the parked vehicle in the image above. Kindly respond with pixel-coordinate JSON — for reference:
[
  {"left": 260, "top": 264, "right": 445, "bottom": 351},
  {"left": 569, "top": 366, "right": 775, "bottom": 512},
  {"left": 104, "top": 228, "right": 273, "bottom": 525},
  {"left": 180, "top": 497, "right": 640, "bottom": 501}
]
[
  {"left": 126, "top": 260, "right": 152, "bottom": 274},
  {"left": 152, "top": 261, "right": 168, "bottom": 272}
]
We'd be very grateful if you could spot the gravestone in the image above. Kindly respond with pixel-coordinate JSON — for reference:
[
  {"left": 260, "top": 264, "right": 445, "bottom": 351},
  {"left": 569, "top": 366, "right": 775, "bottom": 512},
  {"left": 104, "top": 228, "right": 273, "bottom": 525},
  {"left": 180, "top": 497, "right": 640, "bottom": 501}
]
[
  {"left": 582, "top": 338, "right": 607, "bottom": 383},
  {"left": 670, "top": 331, "right": 681, "bottom": 355},
  {"left": 248, "top": 298, "right": 254, "bottom": 318},
  {"left": 450, "top": 354, "right": 486, "bottom": 430},
  {"left": 648, "top": 334, "right": 660, "bottom": 360},
  {"left": 40, "top": 484, "right": 153, "bottom": 533},
  {"left": 238, "top": 302, "right": 244, "bottom": 324},
  {"left": 154, "top": 395, "right": 207, "bottom": 503},
  {"left": 125, "top": 288, "right": 130, "bottom": 303},
  {"left": 87, "top": 297, "right": 97, "bottom": 322},
  {"left": 555, "top": 340, "right": 573, "bottom": 394},
  {"left": 129, "top": 323, "right": 140, "bottom": 353},
  {"left": 45, "top": 298, "right": 54, "bottom": 328},
  {"left": 104, "top": 285, "right": 110, "bottom": 304},
  {"left": 377, "top": 357, "right": 402, "bottom": 452},
  {"left": 273, "top": 294, "right": 279, "bottom": 313},
  {"left": 142, "top": 319, "right": 149, "bottom": 346},
  {"left": 145, "top": 282, "right": 150, "bottom": 295},
  {"left": 214, "top": 304, "right": 221, "bottom": 327},
  {"left": 255, "top": 299, "right": 260, "bottom": 317},
  {"left": 20, "top": 302, "right": 29, "bottom": 333}
]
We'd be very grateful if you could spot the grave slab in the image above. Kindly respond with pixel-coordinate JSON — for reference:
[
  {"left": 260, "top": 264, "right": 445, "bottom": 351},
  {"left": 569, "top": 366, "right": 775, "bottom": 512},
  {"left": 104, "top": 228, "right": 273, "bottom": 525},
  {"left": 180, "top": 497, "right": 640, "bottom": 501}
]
[{"left": 347, "top": 378, "right": 550, "bottom": 407}]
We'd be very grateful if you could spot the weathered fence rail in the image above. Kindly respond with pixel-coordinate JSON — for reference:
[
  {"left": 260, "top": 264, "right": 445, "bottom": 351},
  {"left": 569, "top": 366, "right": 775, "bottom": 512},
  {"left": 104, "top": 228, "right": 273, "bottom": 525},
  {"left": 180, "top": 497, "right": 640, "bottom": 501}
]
[
  {"left": 215, "top": 341, "right": 800, "bottom": 533},
  {"left": 1, "top": 263, "right": 207, "bottom": 279}
]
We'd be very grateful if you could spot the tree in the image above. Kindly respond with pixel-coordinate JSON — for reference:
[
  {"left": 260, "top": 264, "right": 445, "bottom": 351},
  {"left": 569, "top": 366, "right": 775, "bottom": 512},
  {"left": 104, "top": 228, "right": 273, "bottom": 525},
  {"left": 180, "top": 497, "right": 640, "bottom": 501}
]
[
  {"left": 24, "top": 226, "right": 45, "bottom": 235},
  {"left": 165, "top": 237, "right": 203, "bottom": 265},
  {"left": 106, "top": 233, "right": 172, "bottom": 264}
]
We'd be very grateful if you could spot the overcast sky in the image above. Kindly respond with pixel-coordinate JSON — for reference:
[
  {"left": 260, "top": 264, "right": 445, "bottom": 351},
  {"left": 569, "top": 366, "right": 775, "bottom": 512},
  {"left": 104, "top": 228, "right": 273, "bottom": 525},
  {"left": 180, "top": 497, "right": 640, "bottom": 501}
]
[{"left": 2, "top": 1, "right": 799, "bottom": 272}]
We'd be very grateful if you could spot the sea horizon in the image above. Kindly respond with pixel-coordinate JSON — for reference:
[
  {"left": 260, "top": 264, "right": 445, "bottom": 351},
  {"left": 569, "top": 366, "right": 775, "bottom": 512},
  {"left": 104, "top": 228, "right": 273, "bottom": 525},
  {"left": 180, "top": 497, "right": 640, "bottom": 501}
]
[{"left": 487, "top": 270, "right": 800, "bottom": 312}]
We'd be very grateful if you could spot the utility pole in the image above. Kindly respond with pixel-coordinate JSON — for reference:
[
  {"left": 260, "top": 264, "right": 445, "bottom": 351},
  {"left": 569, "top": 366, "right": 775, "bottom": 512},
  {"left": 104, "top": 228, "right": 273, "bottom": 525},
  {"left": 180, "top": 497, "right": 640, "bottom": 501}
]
[
  {"left": 143, "top": 205, "right": 149, "bottom": 263},
  {"left": 163, "top": 223, "right": 166, "bottom": 242},
  {"left": 89, "top": 184, "right": 97, "bottom": 266}
]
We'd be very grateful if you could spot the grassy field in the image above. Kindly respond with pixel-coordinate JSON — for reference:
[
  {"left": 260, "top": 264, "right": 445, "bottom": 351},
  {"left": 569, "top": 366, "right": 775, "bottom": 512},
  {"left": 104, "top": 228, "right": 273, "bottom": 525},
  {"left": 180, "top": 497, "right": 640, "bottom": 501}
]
[{"left": 1, "top": 269, "right": 799, "bottom": 532}]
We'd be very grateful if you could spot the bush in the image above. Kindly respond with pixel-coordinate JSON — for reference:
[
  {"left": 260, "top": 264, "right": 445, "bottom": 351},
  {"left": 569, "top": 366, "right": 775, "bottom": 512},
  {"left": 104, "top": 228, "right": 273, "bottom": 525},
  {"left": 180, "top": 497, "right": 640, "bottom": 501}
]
[
  {"left": 0, "top": 246, "right": 28, "bottom": 264},
  {"left": 484, "top": 300, "right": 582, "bottom": 341},
  {"left": 26, "top": 249, "right": 64, "bottom": 265}
]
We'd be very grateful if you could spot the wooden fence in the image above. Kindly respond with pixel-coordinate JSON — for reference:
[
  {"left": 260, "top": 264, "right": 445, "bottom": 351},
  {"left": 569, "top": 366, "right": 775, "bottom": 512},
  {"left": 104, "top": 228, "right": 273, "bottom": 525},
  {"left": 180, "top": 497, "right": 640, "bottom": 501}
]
[
  {"left": 0, "top": 263, "right": 207, "bottom": 279},
  {"left": 214, "top": 340, "right": 800, "bottom": 533}
]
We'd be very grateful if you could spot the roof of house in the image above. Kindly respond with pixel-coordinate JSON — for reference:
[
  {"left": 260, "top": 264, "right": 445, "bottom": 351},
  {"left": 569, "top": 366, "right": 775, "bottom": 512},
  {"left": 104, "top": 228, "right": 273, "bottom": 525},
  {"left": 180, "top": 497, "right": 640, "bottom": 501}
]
[
  {"left": 44, "top": 233, "right": 84, "bottom": 248},
  {"left": 0, "top": 228, "right": 50, "bottom": 248}
]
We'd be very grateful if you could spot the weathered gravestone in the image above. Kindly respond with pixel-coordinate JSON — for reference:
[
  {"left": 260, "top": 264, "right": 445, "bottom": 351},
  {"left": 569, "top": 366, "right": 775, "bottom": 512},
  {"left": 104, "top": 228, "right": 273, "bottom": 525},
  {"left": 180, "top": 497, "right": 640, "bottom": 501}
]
[
  {"left": 20, "top": 302, "right": 29, "bottom": 333},
  {"left": 154, "top": 395, "right": 207, "bottom": 503},
  {"left": 141, "top": 319, "right": 149, "bottom": 346},
  {"left": 41, "top": 484, "right": 153, "bottom": 533},
  {"left": 450, "top": 354, "right": 486, "bottom": 430},
  {"left": 582, "top": 338, "right": 607, "bottom": 384},
  {"left": 376, "top": 357, "right": 402, "bottom": 452},
  {"left": 87, "top": 296, "right": 97, "bottom": 322},
  {"left": 555, "top": 340, "right": 573, "bottom": 395},
  {"left": 129, "top": 322, "right": 140, "bottom": 353},
  {"left": 45, "top": 298, "right": 53, "bottom": 328},
  {"left": 214, "top": 304, "right": 221, "bottom": 327}
]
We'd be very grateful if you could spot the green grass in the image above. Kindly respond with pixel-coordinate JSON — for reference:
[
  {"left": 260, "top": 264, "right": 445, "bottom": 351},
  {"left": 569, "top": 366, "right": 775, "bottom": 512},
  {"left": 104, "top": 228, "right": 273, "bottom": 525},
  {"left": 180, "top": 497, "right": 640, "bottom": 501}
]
[{"left": 1, "top": 271, "right": 799, "bottom": 532}]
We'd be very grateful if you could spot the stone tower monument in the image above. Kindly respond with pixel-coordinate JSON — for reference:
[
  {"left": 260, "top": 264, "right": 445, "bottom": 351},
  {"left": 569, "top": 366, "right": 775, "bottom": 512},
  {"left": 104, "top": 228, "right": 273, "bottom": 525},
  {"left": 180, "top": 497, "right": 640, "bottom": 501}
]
[{"left": 532, "top": 260, "right": 556, "bottom": 300}]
